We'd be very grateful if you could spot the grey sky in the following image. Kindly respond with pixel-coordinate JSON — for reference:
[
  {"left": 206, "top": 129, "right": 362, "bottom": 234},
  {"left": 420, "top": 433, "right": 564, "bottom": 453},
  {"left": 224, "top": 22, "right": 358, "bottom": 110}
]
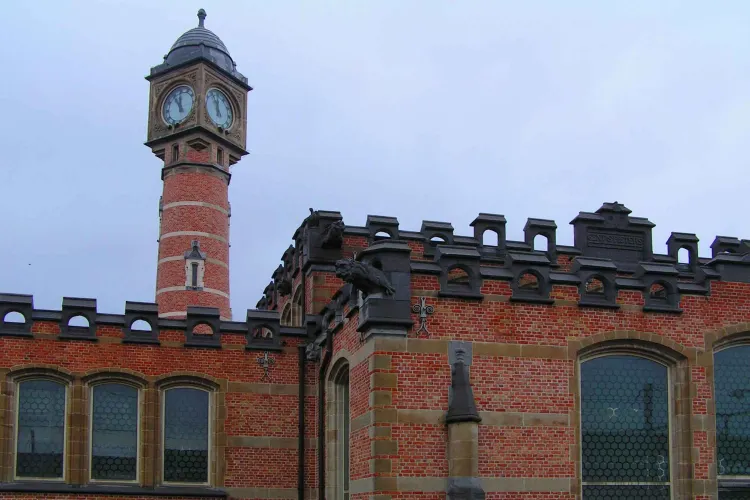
[{"left": 2, "top": 1, "right": 749, "bottom": 319}]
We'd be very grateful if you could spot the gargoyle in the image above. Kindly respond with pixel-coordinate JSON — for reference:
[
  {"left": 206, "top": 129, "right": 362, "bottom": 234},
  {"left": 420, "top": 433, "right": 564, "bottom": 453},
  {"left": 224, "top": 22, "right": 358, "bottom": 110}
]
[
  {"left": 321, "top": 220, "right": 345, "bottom": 249},
  {"left": 256, "top": 297, "right": 268, "bottom": 310},
  {"left": 277, "top": 277, "right": 292, "bottom": 297},
  {"left": 335, "top": 258, "right": 396, "bottom": 298}
]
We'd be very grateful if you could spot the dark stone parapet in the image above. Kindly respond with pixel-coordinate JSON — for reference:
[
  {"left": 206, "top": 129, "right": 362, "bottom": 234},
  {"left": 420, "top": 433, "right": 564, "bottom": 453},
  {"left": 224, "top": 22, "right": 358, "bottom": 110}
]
[
  {"left": 257, "top": 201, "right": 750, "bottom": 315},
  {"left": 0, "top": 296, "right": 308, "bottom": 348}
]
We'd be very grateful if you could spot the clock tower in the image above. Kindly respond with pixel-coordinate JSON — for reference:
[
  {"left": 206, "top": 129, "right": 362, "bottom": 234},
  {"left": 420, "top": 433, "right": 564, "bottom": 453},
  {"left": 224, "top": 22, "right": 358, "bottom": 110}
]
[{"left": 145, "top": 9, "right": 251, "bottom": 320}]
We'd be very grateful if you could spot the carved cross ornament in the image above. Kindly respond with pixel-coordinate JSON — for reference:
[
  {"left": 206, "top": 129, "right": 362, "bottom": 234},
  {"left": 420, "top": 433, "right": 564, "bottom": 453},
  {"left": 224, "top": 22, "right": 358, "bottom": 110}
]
[
  {"left": 412, "top": 297, "right": 435, "bottom": 337},
  {"left": 257, "top": 351, "right": 275, "bottom": 381}
]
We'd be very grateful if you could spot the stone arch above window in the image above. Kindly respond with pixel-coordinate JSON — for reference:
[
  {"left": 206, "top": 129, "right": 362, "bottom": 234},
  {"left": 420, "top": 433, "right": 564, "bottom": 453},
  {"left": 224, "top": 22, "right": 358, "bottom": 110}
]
[
  {"left": 154, "top": 373, "right": 221, "bottom": 392},
  {"left": 81, "top": 369, "right": 148, "bottom": 388},
  {"left": 8, "top": 366, "right": 75, "bottom": 384}
]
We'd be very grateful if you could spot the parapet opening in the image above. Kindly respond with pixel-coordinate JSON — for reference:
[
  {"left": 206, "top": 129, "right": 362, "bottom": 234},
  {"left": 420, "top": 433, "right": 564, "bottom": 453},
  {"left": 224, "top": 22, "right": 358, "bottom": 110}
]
[
  {"left": 3, "top": 311, "right": 25, "bottom": 323},
  {"left": 585, "top": 277, "right": 605, "bottom": 295},
  {"left": 374, "top": 231, "right": 391, "bottom": 240},
  {"left": 650, "top": 282, "right": 668, "bottom": 300},
  {"left": 430, "top": 235, "right": 446, "bottom": 243},
  {"left": 194, "top": 322, "right": 214, "bottom": 335},
  {"left": 677, "top": 247, "right": 690, "bottom": 265},
  {"left": 518, "top": 272, "right": 540, "bottom": 291},
  {"left": 533, "top": 234, "right": 548, "bottom": 252},
  {"left": 447, "top": 266, "right": 471, "bottom": 288},
  {"left": 130, "top": 319, "right": 152, "bottom": 332},
  {"left": 252, "top": 326, "right": 274, "bottom": 339},
  {"left": 482, "top": 229, "right": 499, "bottom": 247},
  {"left": 68, "top": 315, "right": 90, "bottom": 327}
]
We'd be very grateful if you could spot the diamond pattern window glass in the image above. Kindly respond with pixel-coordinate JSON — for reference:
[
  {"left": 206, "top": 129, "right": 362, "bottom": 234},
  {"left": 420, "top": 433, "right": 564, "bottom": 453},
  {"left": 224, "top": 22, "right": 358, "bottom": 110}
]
[
  {"left": 91, "top": 383, "right": 138, "bottom": 481},
  {"left": 581, "top": 355, "right": 671, "bottom": 499},
  {"left": 163, "top": 387, "right": 209, "bottom": 483},
  {"left": 715, "top": 345, "right": 750, "bottom": 477},
  {"left": 16, "top": 379, "right": 66, "bottom": 479}
]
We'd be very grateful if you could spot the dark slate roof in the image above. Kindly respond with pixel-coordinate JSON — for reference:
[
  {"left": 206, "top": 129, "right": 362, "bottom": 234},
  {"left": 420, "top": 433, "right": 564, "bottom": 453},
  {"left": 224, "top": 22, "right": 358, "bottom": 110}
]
[
  {"left": 166, "top": 9, "right": 234, "bottom": 72},
  {"left": 149, "top": 9, "right": 249, "bottom": 87}
]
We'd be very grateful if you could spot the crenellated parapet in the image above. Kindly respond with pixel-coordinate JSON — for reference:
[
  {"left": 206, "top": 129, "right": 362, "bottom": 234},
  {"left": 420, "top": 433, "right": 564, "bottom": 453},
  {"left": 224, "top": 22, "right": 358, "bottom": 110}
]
[
  {"left": 0, "top": 294, "right": 305, "bottom": 350},
  {"left": 257, "top": 202, "right": 750, "bottom": 316}
]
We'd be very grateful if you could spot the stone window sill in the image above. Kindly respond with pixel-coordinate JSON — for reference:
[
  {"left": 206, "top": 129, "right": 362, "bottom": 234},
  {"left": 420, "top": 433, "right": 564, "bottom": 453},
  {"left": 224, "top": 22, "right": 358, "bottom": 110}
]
[{"left": 0, "top": 482, "right": 227, "bottom": 497}]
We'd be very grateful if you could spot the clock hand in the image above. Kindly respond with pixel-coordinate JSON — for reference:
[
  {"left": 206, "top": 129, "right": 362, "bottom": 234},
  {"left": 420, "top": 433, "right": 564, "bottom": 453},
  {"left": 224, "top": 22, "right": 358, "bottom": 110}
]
[
  {"left": 214, "top": 97, "right": 222, "bottom": 118},
  {"left": 176, "top": 94, "right": 184, "bottom": 113}
]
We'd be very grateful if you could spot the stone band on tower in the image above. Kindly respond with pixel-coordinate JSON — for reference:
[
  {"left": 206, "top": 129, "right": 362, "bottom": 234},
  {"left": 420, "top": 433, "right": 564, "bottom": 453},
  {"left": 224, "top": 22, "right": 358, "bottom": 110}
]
[{"left": 144, "top": 9, "right": 251, "bottom": 320}]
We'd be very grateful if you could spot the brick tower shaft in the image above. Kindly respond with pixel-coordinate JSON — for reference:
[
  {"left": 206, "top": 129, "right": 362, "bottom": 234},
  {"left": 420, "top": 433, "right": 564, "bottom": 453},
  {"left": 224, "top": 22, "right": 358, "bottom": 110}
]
[{"left": 156, "top": 145, "right": 231, "bottom": 320}]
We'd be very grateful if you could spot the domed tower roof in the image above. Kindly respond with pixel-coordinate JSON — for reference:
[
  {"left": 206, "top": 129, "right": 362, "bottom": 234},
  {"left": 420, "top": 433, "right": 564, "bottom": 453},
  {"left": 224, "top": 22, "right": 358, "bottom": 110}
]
[{"left": 148, "top": 9, "right": 249, "bottom": 87}]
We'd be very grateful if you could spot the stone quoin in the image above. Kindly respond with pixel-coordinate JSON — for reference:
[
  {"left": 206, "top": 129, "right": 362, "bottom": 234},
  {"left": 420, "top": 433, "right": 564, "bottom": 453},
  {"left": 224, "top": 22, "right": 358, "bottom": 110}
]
[{"left": 2, "top": 8, "right": 750, "bottom": 500}]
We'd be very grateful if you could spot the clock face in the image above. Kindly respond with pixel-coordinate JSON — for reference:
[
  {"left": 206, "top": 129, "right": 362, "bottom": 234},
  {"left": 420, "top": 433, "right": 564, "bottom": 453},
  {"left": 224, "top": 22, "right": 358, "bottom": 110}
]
[
  {"left": 206, "top": 88, "right": 233, "bottom": 129},
  {"left": 162, "top": 85, "right": 194, "bottom": 125}
]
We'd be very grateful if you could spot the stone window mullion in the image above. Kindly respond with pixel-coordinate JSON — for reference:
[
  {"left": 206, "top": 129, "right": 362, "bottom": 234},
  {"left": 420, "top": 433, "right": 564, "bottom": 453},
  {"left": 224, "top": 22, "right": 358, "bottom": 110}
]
[
  {"left": 0, "top": 375, "right": 11, "bottom": 482},
  {"left": 143, "top": 385, "right": 159, "bottom": 487},
  {"left": 68, "top": 380, "right": 86, "bottom": 485}
]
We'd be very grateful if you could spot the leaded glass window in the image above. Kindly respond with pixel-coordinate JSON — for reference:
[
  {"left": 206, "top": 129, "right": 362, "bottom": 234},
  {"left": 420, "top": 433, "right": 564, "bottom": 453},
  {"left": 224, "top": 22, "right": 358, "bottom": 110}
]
[
  {"left": 715, "top": 345, "right": 750, "bottom": 477},
  {"left": 91, "top": 383, "right": 138, "bottom": 481},
  {"left": 581, "top": 355, "right": 671, "bottom": 499},
  {"left": 16, "top": 379, "right": 66, "bottom": 479},
  {"left": 163, "top": 387, "right": 209, "bottom": 483}
]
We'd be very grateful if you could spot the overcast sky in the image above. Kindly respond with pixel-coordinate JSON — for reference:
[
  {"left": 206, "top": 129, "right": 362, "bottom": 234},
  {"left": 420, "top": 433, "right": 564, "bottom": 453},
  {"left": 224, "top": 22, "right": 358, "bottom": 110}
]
[{"left": 2, "top": 1, "right": 749, "bottom": 319}]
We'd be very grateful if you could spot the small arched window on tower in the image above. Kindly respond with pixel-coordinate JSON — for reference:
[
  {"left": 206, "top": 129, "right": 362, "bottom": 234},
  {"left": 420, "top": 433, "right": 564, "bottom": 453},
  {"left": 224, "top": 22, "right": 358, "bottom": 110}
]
[
  {"left": 172, "top": 144, "right": 179, "bottom": 163},
  {"left": 184, "top": 240, "right": 206, "bottom": 290},
  {"left": 217, "top": 147, "right": 224, "bottom": 166}
]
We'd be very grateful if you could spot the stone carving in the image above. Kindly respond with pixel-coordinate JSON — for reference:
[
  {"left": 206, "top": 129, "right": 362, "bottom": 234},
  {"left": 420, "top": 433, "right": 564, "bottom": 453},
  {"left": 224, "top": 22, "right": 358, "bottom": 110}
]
[
  {"left": 277, "top": 277, "right": 292, "bottom": 297},
  {"left": 334, "top": 259, "right": 395, "bottom": 298},
  {"left": 305, "top": 342, "right": 321, "bottom": 362},
  {"left": 587, "top": 231, "right": 644, "bottom": 251},
  {"left": 321, "top": 220, "right": 345, "bottom": 249},
  {"left": 256, "top": 297, "right": 267, "bottom": 310}
]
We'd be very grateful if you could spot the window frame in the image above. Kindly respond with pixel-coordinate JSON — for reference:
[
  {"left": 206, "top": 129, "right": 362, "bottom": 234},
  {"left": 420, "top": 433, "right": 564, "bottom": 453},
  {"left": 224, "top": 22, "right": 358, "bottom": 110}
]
[
  {"left": 713, "top": 341, "right": 750, "bottom": 482},
  {"left": 329, "top": 361, "right": 350, "bottom": 500},
  {"left": 12, "top": 377, "right": 70, "bottom": 482},
  {"left": 578, "top": 351, "right": 675, "bottom": 499},
  {"left": 160, "top": 385, "right": 213, "bottom": 486},
  {"left": 87, "top": 381, "right": 142, "bottom": 484}
]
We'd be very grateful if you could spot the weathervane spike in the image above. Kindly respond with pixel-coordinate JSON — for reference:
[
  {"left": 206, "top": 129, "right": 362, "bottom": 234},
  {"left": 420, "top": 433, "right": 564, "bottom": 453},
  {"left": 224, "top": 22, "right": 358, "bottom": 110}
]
[{"left": 197, "top": 8, "right": 207, "bottom": 28}]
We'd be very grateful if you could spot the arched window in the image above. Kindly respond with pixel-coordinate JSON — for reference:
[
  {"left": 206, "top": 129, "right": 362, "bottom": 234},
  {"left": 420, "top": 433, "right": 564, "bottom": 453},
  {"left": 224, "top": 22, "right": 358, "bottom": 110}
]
[
  {"left": 714, "top": 344, "right": 750, "bottom": 477},
  {"left": 580, "top": 355, "right": 671, "bottom": 497},
  {"left": 330, "top": 363, "right": 350, "bottom": 500},
  {"left": 291, "top": 286, "right": 303, "bottom": 327},
  {"left": 162, "top": 387, "right": 211, "bottom": 484},
  {"left": 90, "top": 383, "right": 139, "bottom": 481},
  {"left": 15, "top": 379, "right": 67, "bottom": 479},
  {"left": 280, "top": 304, "right": 292, "bottom": 326}
]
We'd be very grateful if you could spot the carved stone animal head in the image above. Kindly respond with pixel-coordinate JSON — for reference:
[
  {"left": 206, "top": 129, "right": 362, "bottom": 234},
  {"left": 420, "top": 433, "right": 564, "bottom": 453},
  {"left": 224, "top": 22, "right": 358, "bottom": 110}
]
[
  {"left": 322, "top": 220, "right": 346, "bottom": 249},
  {"left": 334, "top": 259, "right": 356, "bottom": 281}
]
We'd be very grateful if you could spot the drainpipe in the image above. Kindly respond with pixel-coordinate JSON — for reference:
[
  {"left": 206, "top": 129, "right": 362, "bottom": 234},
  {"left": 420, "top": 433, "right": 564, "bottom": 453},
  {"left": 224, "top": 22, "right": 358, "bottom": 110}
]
[{"left": 298, "top": 344, "right": 306, "bottom": 500}]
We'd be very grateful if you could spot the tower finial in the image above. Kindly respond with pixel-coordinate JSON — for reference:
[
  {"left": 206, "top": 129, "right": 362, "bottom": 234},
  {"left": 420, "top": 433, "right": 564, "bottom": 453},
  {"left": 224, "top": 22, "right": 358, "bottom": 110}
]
[{"left": 197, "top": 8, "right": 206, "bottom": 28}]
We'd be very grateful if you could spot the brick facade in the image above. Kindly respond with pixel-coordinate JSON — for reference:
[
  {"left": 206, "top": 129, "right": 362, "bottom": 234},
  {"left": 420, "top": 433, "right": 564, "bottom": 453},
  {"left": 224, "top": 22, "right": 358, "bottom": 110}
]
[{"left": 4, "top": 8, "right": 750, "bottom": 500}]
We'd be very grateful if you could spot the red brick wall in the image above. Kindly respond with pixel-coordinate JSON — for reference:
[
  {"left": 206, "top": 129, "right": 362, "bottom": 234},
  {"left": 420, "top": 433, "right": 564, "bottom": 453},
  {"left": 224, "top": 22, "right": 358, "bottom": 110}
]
[
  {"left": 157, "top": 168, "right": 231, "bottom": 318},
  {"left": 0, "top": 324, "right": 308, "bottom": 500}
]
